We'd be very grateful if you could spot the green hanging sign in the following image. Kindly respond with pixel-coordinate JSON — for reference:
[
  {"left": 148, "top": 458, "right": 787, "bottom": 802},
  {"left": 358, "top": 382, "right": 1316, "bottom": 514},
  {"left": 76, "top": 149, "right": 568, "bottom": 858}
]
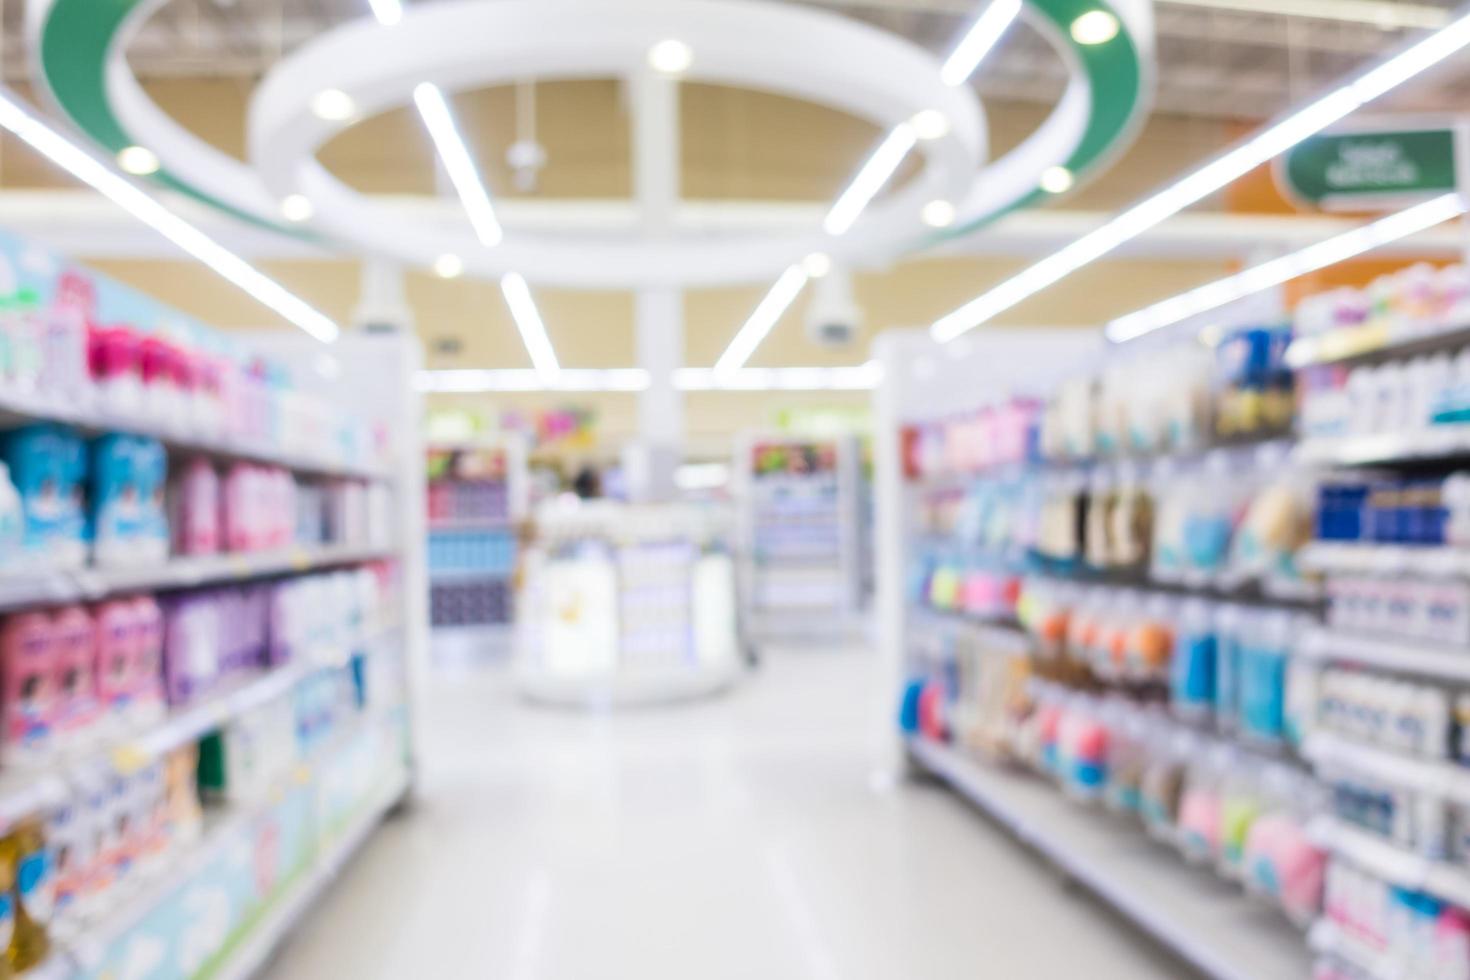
[{"left": 1276, "top": 119, "right": 1462, "bottom": 211}]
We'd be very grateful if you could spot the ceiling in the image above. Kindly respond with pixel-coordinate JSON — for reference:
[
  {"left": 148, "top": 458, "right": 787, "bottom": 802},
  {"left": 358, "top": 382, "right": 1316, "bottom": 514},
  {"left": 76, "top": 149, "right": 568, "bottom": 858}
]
[{"left": 4, "top": 0, "right": 1465, "bottom": 120}]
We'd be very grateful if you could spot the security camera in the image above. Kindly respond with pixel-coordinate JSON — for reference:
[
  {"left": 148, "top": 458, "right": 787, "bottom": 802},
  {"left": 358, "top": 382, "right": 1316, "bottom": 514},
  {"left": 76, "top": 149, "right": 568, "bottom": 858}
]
[{"left": 804, "top": 266, "right": 863, "bottom": 348}]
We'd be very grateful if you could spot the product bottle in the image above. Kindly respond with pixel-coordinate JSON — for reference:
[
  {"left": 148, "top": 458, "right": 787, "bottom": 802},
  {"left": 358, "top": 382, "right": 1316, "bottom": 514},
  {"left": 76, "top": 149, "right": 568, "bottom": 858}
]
[
  {"left": 3, "top": 818, "right": 48, "bottom": 971},
  {"left": 0, "top": 464, "right": 22, "bottom": 573}
]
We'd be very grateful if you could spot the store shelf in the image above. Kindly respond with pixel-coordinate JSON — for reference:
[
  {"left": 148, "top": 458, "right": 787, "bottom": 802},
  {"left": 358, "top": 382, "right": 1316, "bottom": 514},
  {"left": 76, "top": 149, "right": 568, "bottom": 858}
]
[
  {"left": 59, "top": 725, "right": 408, "bottom": 980},
  {"left": 1308, "top": 920, "right": 1394, "bottom": 979},
  {"left": 0, "top": 542, "right": 395, "bottom": 614},
  {"left": 1302, "top": 733, "right": 1470, "bottom": 805},
  {"left": 1296, "top": 627, "right": 1470, "bottom": 681},
  {"left": 1296, "top": 427, "right": 1470, "bottom": 467},
  {"left": 1310, "top": 817, "right": 1470, "bottom": 909},
  {"left": 427, "top": 517, "right": 513, "bottom": 532},
  {"left": 0, "top": 628, "right": 390, "bottom": 833},
  {"left": 907, "top": 737, "right": 1310, "bottom": 980},
  {"left": 1297, "top": 541, "right": 1470, "bottom": 577},
  {"left": 210, "top": 766, "right": 409, "bottom": 980},
  {"left": 909, "top": 608, "right": 1033, "bottom": 655},
  {"left": 0, "top": 389, "right": 388, "bottom": 482},
  {"left": 1285, "top": 315, "right": 1470, "bottom": 369}
]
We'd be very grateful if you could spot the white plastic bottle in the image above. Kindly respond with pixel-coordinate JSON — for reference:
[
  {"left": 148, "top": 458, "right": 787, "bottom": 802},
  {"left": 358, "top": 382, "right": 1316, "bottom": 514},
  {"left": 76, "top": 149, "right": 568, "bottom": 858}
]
[{"left": 0, "top": 461, "right": 23, "bottom": 573}]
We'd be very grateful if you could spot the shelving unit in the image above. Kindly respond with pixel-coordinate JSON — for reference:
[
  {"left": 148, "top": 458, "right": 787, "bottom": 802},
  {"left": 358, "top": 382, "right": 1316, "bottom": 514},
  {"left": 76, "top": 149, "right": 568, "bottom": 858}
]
[
  {"left": 0, "top": 543, "right": 397, "bottom": 614},
  {"left": 426, "top": 437, "right": 527, "bottom": 656},
  {"left": 1309, "top": 817, "right": 1470, "bottom": 909},
  {"left": 908, "top": 738, "right": 1311, "bottom": 980},
  {"left": 0, "top": 228, "right": 427, "bottom": 980},
  {"left": 1296, "top": 626, "right": 1470, "bottom": 680},
  {"left": 1302, "top": 733, "right": 1470, "bottom": 804},
  {"left": 733, "top": 432, "right": 865, "bottom": 643}
]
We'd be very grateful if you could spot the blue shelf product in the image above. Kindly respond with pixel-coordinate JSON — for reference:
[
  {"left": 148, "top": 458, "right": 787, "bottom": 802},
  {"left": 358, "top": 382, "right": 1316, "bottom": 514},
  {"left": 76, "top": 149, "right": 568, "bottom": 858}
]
[{"left": 427, "top": 528, "right": 517, "bottom": 575}]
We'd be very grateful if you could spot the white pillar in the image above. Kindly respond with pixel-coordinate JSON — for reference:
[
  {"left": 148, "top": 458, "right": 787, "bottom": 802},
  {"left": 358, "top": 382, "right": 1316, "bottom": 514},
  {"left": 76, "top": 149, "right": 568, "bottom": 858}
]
[{"left": 625, "top": 69, "right": 684, "bottom": 500}]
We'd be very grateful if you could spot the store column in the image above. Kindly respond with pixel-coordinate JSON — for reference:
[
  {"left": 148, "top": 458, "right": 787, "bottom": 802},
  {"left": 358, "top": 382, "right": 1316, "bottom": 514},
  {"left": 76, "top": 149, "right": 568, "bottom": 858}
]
[{"left": 626, "top": 67, "right": 684, "bottom": 501}]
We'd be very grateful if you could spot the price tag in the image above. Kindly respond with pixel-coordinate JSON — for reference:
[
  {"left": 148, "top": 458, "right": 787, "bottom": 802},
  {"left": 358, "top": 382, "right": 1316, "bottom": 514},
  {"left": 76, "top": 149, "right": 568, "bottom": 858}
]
[{"left": 290, "top": 549, "right": 312, "bottom": 572}]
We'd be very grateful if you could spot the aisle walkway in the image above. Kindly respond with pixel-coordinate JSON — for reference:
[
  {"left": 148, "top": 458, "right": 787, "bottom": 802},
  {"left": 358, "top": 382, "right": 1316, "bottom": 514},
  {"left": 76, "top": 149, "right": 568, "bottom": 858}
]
[{"left": 267, "top": 650, "right": 1182, "bottom": 979}]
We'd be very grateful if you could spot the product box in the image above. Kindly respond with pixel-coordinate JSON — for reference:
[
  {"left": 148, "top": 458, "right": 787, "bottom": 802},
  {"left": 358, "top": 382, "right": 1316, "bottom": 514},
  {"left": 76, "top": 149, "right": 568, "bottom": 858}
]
[{"left": 0, "top": 423, "right": 88, "bottom": 569}]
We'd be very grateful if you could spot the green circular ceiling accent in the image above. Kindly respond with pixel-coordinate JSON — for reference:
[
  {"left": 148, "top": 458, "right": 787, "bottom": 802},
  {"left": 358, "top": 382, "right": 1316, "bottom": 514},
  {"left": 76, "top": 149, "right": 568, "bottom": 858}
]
[
  {"left": 922, "top": 0, "right": 1149, "bottom": 248},
  {"left": 35, "top": 0, "right": 1147, "bottom": 250},
  {"left": 37, "top": 0, "right": 304, "bottom": 236}
]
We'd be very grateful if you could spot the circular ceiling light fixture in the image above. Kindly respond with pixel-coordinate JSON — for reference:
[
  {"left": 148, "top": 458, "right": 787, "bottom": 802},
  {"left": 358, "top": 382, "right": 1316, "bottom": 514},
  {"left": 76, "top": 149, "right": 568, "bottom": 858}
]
[
  {"left": 310, "top": 88, "right": 357, "bottom": 121},
  {"left": 1070, "top": 10, "right": 1120, "bottom": 44},
  {"left": 1039, "top": 165, "right": 1074, "bottom": 193},
  {"left": 34, "top": 0, "right": 1151, "bottom": 289},
  {"left": 116, "top": 144, "right": 159, "bottom": 175},
  {"left": 910, "top": 109, "right": 950, "bottom": 141},
  {"left": 921, "top": 199, "right": 956, "bottom": 227},
  {"left": 802, "top": 252, "right": 833, "bottom": 277},
  {"left": 647, "top": 38, "right": 694, "bottom": 75},
  {"left": 281, "top": 193, "right": 314, "bottom": 222},
  {"left": 434, "top": 253, "right": 464, "bottom": 279}
]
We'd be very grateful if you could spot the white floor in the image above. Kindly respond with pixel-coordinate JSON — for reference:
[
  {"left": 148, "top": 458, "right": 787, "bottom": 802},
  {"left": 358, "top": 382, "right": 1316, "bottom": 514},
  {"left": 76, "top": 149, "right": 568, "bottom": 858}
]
[{"left": 265, "top": 648, "right": 1184, "bottom": 979}]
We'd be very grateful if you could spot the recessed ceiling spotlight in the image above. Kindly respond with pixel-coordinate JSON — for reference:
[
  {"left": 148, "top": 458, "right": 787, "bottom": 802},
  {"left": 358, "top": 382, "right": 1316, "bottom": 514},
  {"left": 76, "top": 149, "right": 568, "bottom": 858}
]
[
  {"left": 116, "top": 145, "right": 159, "bottom": 175},
  {"left": 921, "top": 199, "right": 956, "bottom": 227},
  {"left": 1039, "top": 165, "right": 1075, "bottom": 193},
  {"left": 1070, "top": 9, "right": 1119, "bottom": 44},
  {"left": 802, "top": 252, "right": 833, "bottom": 277},
  {"left": 434, "top": 253, "right": 464, "bottom": 279},
  {"left": 910, "top": 109, "right": 950, "bottom": 141},
  {"left": 280, "top": 194, "right": 313, "bottom": 222},
  {"left": 648, "top": 39, "right": 694, "bottom": 75},
  {"left": 311, "top": 88, "right": 357, "bottom": 122}
]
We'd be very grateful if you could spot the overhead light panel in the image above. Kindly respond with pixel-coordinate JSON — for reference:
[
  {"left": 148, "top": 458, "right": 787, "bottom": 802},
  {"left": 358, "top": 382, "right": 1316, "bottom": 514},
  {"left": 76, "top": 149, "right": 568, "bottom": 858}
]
[
  {"left": 367, "top": 0, "right": 402, "bottom": 25},
  {"left": 941, "top": 0, "right": 1023, "bottom": 87},
  {"left": 281, "top": 194, "right": 314, "bottom": 222},
  {"left": 931, "top": 9, "right": 1470, "bottom": 343},
  {"left": 1070, "top": 10, "right": 1120, "bottom": 44},
  {"left": 500, "top": 272, "right": 560, "bottom": 378},
  {"left": 116, "top": 145, "right": 159, "bottom": 175},
  {"left": 1039, "top": 165, "right": 1074, "bottom": 194},
  {"left": 922, "top": 199, "right": 956, "bottom": 227},
  {"left": 433, "top": 253, "right": 464, "bottom": 279},
  {"left": 1107, "top": 191, "right": 1466, "bottom": 343},
  {"left": 311, "top": 88, "right": 357, "bottom": 122},
  {"left": 648, "top": 39, "right": 694, "bottom": 75},
  {"left": 910, "top": 110, "right": 950, "bottom": 141},
  {"left": 413, "top": 82, "right": 504, "bottom": 247},
  {"left": 0, "top": 86, "right": 338, "bottom": 343},
  {"left": 713, "top": 265, "right": 810, "bottom": 374},
  {"left": 824, "top": 123, "right": 917, "bottom": 236}
]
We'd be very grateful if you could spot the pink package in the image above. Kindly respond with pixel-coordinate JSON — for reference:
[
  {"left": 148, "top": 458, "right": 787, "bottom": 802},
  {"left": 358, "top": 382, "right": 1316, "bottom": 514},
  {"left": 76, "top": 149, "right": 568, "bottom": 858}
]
[
  {"left": 221, "top": 463, "right": 255, "bottom": 553},
  {"left": 93, "top": 599, "right": 138, "bottom": 717},
  {"left": 129, "top": 596, "right": 165, "bottom": 711},
  {"left": 173, "top": 459, "right": 220, "bottom": 556},
  {"left": 1, "top": 611, "right": 56, "bottom": 758},
  {"left": 91, "top": 325, "right": 143, "bottom": 417},
  {"left": 51, "top": 605, "right": 98, "bottom": 741}
]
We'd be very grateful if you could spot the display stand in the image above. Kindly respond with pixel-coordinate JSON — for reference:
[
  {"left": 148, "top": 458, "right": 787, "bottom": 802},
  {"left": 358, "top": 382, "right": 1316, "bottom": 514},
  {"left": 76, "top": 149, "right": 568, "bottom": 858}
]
[
  {"left": 732, "top": 432, "right": 865, "bottom": 645},
  {"left": 515, "top": 500, "right": 741, "bottom": 708},
  {"left": 425, "top": 436, "right": 527, "bottom": 660},
  {"left": 0, "top": 224, "right": 425, "bottom": 980}
]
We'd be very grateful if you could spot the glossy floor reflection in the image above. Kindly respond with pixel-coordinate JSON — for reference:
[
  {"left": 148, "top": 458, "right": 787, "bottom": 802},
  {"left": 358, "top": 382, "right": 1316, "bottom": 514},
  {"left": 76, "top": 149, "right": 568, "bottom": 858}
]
[{"left": 266, "top": 648, "right": 1183, "bottom": 979}]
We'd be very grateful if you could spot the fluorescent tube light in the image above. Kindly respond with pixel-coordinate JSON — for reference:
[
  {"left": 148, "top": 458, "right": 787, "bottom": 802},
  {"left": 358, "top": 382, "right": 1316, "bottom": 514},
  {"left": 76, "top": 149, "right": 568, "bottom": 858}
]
[
  {"left": 413, "top": 82, "right": 504, "bottom": 247},
  {"left": 931, "top": 9, "right": 1470, "bottom": 343},
  {"left": 713, "top": 265, "right": 810, "bottom": 374},
  {"left": 0, "top": 86, "right": 339, "bottom": 343},
  {"left": 499, "top": 272, "right": 560, "bottom": 377},
  {"left": 1107, "top": 192, "right": 1466, "bottom": 342},
  {"left": 941, "top": 0, "right": 1023, "bottom": 87},
  {"left": 824, "top": 124, "right": 918, "bottom": 236},
  {"left": 414, "top": 365, "right": 880, "bottom": 393}
]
